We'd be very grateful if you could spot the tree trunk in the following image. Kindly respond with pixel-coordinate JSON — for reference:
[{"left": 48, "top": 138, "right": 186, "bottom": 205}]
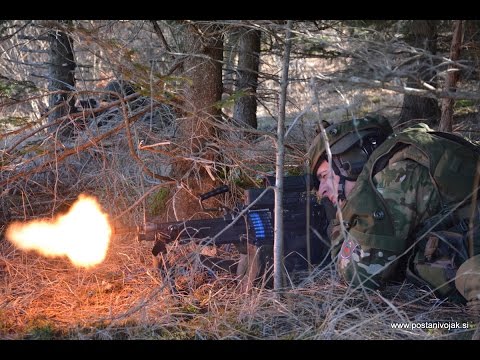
[
  {"left": 274, "top": 20, "right": 293, "bottom": 292},
  {"left": 233, "top": 28, "right": 261, "bottom": 131},
  {"left": 223, "top": 31, "right": 237, "bottom": 100},
  {"left": 47, "top": 21, "right": 76, "bottom": 134},
  {"left": 171, "top": 23, "right": 224, "bottom": 220},
  {"left": 398, "top": 20, "right": 440, "bottom": 125},
  {"left": 440, "top": 20, "right": 464, "bottom": 132}
]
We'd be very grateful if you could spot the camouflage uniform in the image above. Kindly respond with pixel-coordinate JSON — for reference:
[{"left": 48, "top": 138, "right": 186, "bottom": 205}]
[
  {"left": 332, "top": 153, "right": 440, "bottom": 286},
  {"left": 329, "top": 123, "right": 480, "bottom": 304}
]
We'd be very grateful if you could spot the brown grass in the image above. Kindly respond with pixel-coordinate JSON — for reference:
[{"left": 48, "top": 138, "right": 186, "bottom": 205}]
[
  {"left": 1, "top": 231, "right": 478, "bottom": 340},
  {"left": 1, "top": 101, "right": 479, "bottom": 340}
]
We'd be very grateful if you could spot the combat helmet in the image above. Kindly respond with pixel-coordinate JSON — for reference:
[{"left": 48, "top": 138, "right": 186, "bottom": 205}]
[{"left": 307, "top": 115, "right": 393, "bottom": 200}]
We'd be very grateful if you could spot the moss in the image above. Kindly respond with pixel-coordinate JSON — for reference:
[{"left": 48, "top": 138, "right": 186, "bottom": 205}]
[
  {"left": 0, "top": 310, "right": 13, "bottom": 335},
  {"left": 0, "top": 116, "right": 30, "bottom": 130},
  {"left": 233, "top": 174, "right": 261, "bottom": 189},
  {"left": 153, "top": 327, "right": 194, "bottom": 340},
  {"left": 455, "top": 99, "right": 476, "bottom": 109},
  {"left": 285, "top": 166, "right": 304, "bottom": 176},
  {"left": 148, "top": 188, "right": 170, "bottom": 216},
  {"left": 182, "top": 303, "right": 201, "bottom": 314},
  {"left": 214, "top": 90, "right": 248, "bottom": 110},
  {"left": 0, "top": 78, "right": 37, "bottom": 99},
  {"left": 24, "top": 316, "right": 62, "bottom": 339}
]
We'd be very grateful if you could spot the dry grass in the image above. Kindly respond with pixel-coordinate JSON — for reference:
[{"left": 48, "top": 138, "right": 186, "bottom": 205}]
[
  {"left": 1, "top": 99, "right": 479, "bottom": 340},
  {"left": 1, "top": 235, "right": 477, "bottom": 340}
]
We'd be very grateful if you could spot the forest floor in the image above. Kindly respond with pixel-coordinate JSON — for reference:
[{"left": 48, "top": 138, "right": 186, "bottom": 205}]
[{"left": 1, "top": 91, "right": 480, "bottom": 341}]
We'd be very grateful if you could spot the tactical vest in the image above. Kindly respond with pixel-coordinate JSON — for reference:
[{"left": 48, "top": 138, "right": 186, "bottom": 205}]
[{"left": 341, "top": 123, "right": 480, "bottom": 255}]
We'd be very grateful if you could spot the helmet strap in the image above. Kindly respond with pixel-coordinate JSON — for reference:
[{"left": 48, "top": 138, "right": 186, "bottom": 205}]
[
  {"left": 338, "top": 175, "right": 347, "bottom": 202},
  {"left": 332, "top": 157, "right": 357, "bottom": 201},
  {"left": 331, "top": 157, "right": 354, "bottom": 202}
]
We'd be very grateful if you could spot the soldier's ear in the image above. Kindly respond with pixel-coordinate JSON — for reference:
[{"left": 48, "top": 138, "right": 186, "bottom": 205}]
[{"left": 315, "top": 120, "right": 331, "bottom": 134}]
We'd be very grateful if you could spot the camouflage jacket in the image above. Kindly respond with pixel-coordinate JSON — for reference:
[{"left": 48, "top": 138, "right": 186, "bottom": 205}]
[{"left": 330, "top": 123, "right": 480, "bottom": 290}]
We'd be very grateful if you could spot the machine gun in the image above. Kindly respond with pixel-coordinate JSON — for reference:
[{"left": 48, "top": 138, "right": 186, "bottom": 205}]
[{"left": 118, "top": 175, "right": 332, "bottom": 273}]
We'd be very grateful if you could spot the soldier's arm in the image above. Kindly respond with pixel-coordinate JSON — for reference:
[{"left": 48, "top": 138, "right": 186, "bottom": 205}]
[{"left": 332, "top": 158, "right": 441, "bottom": 290}]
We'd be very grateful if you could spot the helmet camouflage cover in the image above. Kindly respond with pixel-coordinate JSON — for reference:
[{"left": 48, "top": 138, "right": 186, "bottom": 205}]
[{"left": 307, "top": 115, "right": 394, "bottom": 177}]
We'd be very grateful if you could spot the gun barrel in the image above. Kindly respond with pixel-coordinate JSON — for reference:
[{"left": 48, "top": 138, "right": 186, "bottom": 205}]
[
  {"left": 136, "top": 232, "right": 155, "bottom": 242},
  {"left": 113, "top": 221, "right": 164, "bottom": 233},
  {"left": 112, "top": 225, "right": 141, "bottom": 235}
]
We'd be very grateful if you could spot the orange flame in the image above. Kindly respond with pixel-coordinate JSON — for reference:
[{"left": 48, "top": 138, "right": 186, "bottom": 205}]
[{"left": 5, "top": 194, "right": 112, "bottom": 268}]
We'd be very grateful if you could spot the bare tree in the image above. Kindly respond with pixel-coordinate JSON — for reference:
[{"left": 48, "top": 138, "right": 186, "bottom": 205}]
[{"left": 274, "top": 20, "right": 293, "bottom": 291}]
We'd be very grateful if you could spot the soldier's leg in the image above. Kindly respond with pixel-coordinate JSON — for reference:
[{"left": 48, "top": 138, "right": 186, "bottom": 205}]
[{"left": 455, "top": 254, "right": 480, "bottom": 309}]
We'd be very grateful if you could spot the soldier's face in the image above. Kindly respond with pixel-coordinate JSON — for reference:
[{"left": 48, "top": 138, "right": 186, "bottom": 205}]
[
  {"left": 316, "top": 160, "right": 356, "bottom": 206},
  {"left": 316, "top": 160, "right": 340, "bottom": 205}
]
